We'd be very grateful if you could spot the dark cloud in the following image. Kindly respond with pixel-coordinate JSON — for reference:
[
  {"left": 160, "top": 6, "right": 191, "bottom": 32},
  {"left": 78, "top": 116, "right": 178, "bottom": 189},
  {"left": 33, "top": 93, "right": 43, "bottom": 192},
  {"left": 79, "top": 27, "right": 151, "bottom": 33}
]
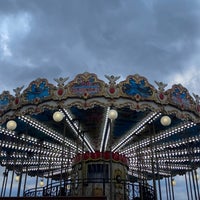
[
  {"left": 0, "top": 1, "right": 200, "bottom": 196},
  {"left": 0, "top": 0, "right": 200, "bottom": 94}
]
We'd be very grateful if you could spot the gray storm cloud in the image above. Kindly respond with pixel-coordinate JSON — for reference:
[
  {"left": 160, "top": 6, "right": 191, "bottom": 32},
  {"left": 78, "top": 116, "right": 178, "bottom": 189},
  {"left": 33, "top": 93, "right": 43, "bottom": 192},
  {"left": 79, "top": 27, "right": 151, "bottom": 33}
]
[{"left": 0, "top": 0, "right": 200, "bottom": 94}]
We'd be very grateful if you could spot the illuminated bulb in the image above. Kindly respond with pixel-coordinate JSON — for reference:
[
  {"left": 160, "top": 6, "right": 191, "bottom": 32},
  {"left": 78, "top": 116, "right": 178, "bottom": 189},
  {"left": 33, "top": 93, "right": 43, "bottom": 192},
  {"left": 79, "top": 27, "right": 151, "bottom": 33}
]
[
  {"left": 6, "top": 120, "right": 17, "bottom": 130},
  {"left": 15, "top": 175, "right": 20, "bottom": 182},
  {"left": 53, "top": 111, "right": 64, "bottom": 122},
  {"left": 160, "top": 116, "right": 171, "bottom": 126},
  {"left": 172, "top": 178, "right": 176, "bottom": 186},
  {"left": 108, "top": 109, "right": 118, "bottom": 120},
  {"left": 39, "top": 179, "right": 44, "bottom": 187}
]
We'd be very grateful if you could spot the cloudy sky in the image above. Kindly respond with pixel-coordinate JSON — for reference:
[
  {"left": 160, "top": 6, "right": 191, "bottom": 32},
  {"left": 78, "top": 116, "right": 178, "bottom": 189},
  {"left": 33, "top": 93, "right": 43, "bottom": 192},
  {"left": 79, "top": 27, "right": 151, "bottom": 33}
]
[
  {"left": 0, "top": 0, "right": 200, "bottom": 198},
  {"left": 0, "top": 0, "right": 200, "bottom": 95}
]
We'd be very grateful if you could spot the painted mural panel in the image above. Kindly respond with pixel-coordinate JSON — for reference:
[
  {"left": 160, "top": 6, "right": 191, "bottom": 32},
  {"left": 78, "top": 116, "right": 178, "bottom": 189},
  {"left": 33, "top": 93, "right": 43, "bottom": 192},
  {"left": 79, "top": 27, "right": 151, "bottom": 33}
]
[
  {"left": 170, "top": 85, "right": 193, "bottom": 109},
  {"left": 24, "top": 79, "right": 51, "bottom": 102},
  {"left": 122, "top": 77, "right": 153, "bottom": 98},
  {"left": 0, "top": 92, "right": 10, "bottom": 110},
  {"left": 68, "top": 73, "right": 104, "bottom": 98}
]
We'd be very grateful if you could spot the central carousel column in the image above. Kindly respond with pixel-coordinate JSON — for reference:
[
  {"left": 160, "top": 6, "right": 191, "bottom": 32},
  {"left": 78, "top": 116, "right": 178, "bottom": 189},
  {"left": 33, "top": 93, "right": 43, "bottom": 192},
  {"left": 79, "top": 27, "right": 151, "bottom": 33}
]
[{"left": 71, "top": 151, "right": 129, "bottom": 199}]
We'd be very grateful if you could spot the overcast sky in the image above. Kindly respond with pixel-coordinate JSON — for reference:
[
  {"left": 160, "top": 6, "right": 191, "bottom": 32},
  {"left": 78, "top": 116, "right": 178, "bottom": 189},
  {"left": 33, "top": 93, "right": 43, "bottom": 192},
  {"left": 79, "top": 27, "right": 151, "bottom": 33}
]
[
  {"left": 0, "top": 0, "right": 200, "bottom": 95},
  {"left": 0, "top": 1, "right": 200, "bottom": 198}
]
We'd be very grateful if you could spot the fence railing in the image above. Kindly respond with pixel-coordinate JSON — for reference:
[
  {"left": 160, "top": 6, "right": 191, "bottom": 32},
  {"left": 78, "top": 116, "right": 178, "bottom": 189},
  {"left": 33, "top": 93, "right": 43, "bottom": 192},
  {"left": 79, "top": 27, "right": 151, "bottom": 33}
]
[{"left": 24, "top": 178, "right": 155, "bottom": 200}]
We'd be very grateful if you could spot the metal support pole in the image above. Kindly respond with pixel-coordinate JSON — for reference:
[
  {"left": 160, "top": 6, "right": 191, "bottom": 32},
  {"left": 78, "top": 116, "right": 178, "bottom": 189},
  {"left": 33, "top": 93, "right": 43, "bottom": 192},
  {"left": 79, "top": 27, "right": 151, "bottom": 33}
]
[
  {"left": 103, "top": 156, "right": 105, "bottom": 196},
  {"left": 109, "top": 119, "right": 113, "bottom": 200},
  {"left": 2, "top": 169, "right": 9, "bottom": 197},
  {"left": 188, "top": 171, "right": 194, "bottom": 200},
  {"left": 47, "top": 159, "right": 51, "bottom": 187},
  {"left": 22, "top": 125, "right": 28, "bottom": 196},
  {"left": 9, "top": 169, "right": 15, "bottom": 196},
  {"left": 0, "top": 131, "right": 5, "bottom": 197},
  {"left": 150, "top": 134, "right": 157, "bottom": 200},
  {"left": 166, "top": 149, "right": 174, "bottom": 200},
  {"left": 167, "top": 177, "right": 172, "bottom": 200},
  {"left": 50, "top": 171, "right": 53, "bottom": 196},
  {"left": 187, "top": 139, "right": 194, "bottom": 200},
  {"left": 60, "top": 123, "right": 66, "bottom": 196},
  {"left": 81, "top": 131, "right": 84, "bottom": 196},
  {"left": 17, "top": 172, "right": 22, "bottom": 197},
  {"left": 185, "top": 173, "right": 190, "bottom": 200},
  {"left": 153, "top": 123, "right": 162, "bottom": 200},
  {"left": 0, "top": 168, "right": 7, "bottom": 197},
  {"left": 191, "top": 169, "right": 198, "bottom": 200},
  {"left": 194, "top": 169, "right": 200, "bottom": 199},
  {"left": 190, "top": 144, "right": 198, "bottom": 200},
  {"left": 170, "top": 176, "right": 175, "bottom": 200},
  {"left": 165, "top": 177, "right": 169, "bottom": 200},
  {"left": 23, "top": 166, "right": 28, "bottom": 195},
  {"left": 67, "top": 147, "right": 71, "bottom": 196},
  {"left": 35, "top": 142, "right": 42, "bottom": 196}
]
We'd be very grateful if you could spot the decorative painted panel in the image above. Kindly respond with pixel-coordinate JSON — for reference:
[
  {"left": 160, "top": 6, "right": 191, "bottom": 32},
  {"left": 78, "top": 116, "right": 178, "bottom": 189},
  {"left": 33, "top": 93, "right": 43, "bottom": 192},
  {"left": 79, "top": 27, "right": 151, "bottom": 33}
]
[
  {"left": 0, "top": 73, "right": 199, "bottom": 123},
  {"left": 121, "top": 75, "right": 154, "bottom": 99},
  {"left": 0, "top": 91, "right": 11, "bottom": 110},
  {"left": 169, "top": 84, "right": 194, "bottom": 109},
  {"left": 23, "top": 79, "right": 52, "bottom": 102},
  {"left": 68, "top": 72, "right": 105, "bottom": 98}
]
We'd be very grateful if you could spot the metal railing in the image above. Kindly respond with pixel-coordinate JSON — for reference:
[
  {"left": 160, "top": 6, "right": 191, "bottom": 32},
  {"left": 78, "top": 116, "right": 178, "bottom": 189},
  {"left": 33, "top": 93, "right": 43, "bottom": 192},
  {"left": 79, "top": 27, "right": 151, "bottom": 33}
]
[{"left": 24, "top": 178, "right": 155, "bottom": 200}]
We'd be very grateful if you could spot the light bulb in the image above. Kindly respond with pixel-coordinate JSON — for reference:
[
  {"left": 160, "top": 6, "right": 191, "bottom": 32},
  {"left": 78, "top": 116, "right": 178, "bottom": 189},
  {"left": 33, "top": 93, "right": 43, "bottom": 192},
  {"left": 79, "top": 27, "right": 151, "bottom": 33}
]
[
  {"left": 160, "top": 116, "right": 171, "bottom": 126},
  {"left": 53, "top": 111, "right": 64, "bottom": 122},
  {"left": 108, "top": 109, "right": 118, "bottom": 120},
  {"left": 39, "top": 179, "right": 44, "bottom": 187},
  {"left": 6, "top": 120, "right": 17, "bottom": 130}
]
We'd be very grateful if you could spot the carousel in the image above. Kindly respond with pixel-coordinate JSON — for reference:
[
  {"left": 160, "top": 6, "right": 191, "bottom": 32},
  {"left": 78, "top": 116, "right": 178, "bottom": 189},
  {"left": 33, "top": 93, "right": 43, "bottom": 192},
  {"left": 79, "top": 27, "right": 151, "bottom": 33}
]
[{"left": 0, "top": 72, "right": 200, "bottom": 200}]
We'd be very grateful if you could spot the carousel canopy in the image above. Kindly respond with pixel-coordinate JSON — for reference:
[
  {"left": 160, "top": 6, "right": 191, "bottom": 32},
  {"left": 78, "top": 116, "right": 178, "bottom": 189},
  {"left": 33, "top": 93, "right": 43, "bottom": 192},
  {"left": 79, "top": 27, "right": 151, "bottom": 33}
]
[{"left": 0, "top": 72, "right": 200, "bottom": 180}]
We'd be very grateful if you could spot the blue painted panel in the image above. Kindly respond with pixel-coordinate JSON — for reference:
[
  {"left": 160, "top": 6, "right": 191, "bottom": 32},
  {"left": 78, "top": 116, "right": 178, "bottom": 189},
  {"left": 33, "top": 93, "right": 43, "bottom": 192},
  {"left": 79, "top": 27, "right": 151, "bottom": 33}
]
[
  {"left": 0, "top": 96, "right": 9, "bottom": 109},
  {"left": 122, "top": 78, "right": 153, "bottom": 98},
  {"left": 26, "top": 81, "right": 50, "bottom": 101}
]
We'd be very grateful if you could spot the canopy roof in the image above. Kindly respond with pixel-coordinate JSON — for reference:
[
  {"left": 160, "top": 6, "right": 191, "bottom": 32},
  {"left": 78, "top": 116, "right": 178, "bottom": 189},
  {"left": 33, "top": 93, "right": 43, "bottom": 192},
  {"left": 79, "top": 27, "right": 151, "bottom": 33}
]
[{"left": 0, "top": 72, "right": 200, "bottom": 180}]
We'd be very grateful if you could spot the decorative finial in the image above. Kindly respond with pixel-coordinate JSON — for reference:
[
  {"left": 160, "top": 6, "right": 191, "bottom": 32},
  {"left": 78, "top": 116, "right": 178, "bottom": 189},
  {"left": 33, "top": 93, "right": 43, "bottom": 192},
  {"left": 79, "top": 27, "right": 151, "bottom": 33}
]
[
  {"left": 105, "top": 75, "right": 120, "bottom": 84},
  {"left": 54, "top": 77, "right": 69, "bottom": 87},
  {"left": 155, "top": 81, "right": 167, "bottom": 92},
  {"left": 13, "top": 86, "right": 24, "bottom": 97},
  {"left": 193, "top": 93, "right": 200, "bottom": 105}
]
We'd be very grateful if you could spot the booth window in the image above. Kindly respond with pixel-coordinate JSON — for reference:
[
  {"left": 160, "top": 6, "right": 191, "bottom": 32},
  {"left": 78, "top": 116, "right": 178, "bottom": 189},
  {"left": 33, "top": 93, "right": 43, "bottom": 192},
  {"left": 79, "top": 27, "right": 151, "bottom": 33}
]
[{"left": 87, "top": 164, "right": 108, "bottom": 182}]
